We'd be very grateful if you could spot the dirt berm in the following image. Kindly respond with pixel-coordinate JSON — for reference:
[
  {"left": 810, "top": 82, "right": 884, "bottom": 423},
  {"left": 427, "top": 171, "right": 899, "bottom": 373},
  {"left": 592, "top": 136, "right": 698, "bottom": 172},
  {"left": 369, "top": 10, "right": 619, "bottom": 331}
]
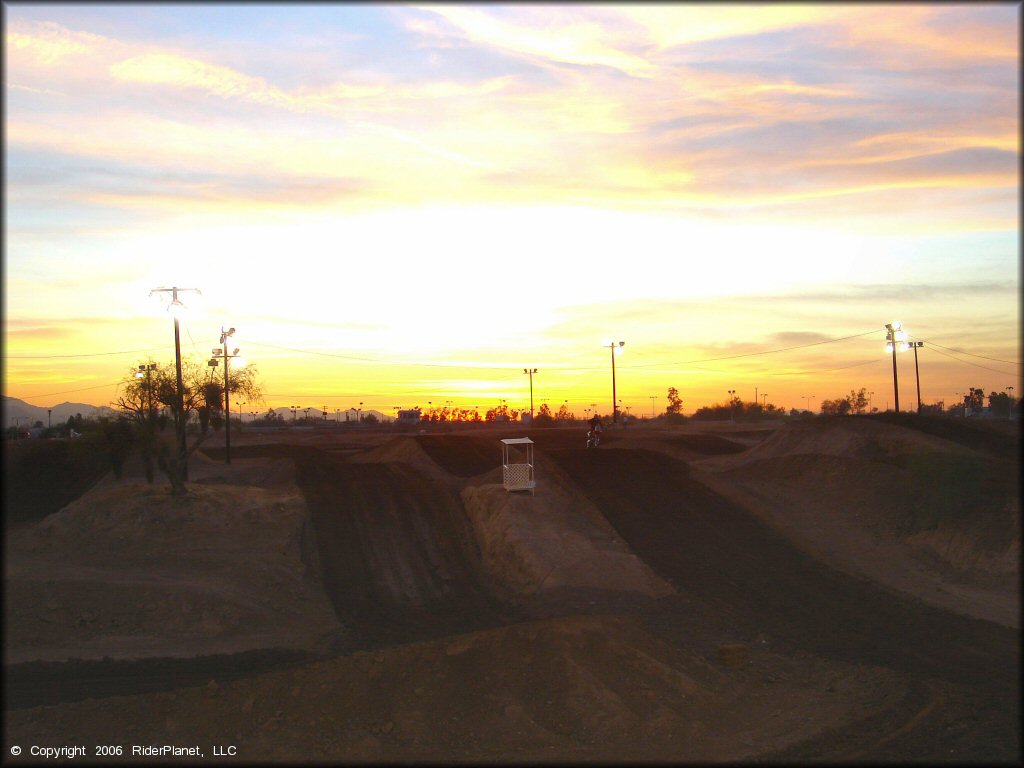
[
  {"left": 348, "top": 438, "right": 675, "bottom": 614},
  {"left": 693, "top": 416, "right": 1020, "bottom": 627},
  {"left": 5, "top": 471, "right": 340, "bottom": 664}
]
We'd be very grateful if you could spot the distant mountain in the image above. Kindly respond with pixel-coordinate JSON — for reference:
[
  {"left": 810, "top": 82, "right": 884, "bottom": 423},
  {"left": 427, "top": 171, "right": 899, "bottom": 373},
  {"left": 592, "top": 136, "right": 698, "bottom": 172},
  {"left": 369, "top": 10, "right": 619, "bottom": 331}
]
[
  {"left": 2, "top": 397, "right": 118, "bottom": 427},
  {"left": 2, "top": 396, "right": 391, "bottom": 428}
]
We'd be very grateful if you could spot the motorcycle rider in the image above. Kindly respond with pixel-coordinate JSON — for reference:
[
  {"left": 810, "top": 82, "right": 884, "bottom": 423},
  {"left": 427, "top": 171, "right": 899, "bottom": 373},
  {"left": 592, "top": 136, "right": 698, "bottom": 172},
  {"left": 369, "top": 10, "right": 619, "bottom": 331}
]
[{"left": 587, "top": 414, "right": 603, "bottom": 446}]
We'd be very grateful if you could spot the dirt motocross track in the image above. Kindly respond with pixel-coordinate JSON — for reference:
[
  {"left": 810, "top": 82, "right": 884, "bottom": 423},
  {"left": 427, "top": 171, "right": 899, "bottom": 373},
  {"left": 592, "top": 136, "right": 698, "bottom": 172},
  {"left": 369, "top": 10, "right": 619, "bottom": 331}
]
[{"left": 4, "top": 418, "right": 1020, "bottom": 763}]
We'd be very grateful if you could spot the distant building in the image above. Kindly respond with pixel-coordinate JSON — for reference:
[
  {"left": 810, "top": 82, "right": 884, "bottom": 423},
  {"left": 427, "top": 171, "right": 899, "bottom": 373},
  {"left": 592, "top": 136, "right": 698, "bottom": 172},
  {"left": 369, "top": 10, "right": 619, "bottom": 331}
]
[{"left": 397, "top": 408, "right": 422, "bottom": 424}]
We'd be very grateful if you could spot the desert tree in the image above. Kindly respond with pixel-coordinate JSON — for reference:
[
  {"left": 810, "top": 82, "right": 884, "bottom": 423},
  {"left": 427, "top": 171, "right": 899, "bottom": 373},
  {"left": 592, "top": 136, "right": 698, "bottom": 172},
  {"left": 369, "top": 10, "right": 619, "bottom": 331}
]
[
  {"left": 533, "top": 402, "right": 555, "bottom": 427},
  {"left": 820, "top": 397, "right": 852, "bottom": 416},
  {"left": 555, "top": 403, "right": 576, "bottom": 422},
  {"left": 848, "top": 388, "right": 869, "bottom": 415},
  {"left": 966, "top": 387, "right": 985, "bottom": 415},
  {"left": 115, "top": 359, "right": 263, "bottom": 494},
  {"left": 666, "top": 387, "right": 683, "bottom": 415},
  {"left": 113, "top": 359, "right": 163, "bottom": 482}
]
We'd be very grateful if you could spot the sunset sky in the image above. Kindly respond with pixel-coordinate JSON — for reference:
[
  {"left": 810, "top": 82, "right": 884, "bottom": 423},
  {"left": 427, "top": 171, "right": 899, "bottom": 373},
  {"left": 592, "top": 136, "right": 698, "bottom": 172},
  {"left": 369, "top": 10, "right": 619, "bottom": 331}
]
[{"left": 4, "top": 3, "right": 1020, "bottom": 418}]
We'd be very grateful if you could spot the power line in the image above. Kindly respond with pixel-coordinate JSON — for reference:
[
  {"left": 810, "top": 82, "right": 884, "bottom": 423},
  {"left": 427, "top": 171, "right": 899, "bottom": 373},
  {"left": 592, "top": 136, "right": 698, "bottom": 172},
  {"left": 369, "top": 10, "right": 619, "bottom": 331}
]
[
  {"left": 8, "top": 329, "right": 1014, "bottom": 377},
  {"left": 922, "top": 344, "right": 1018, "bottom": 377},
  {"left": 765, "top": 358, "right": 884, "bottom": 376},
  {"left": 10, "top": 381, "right": 125, "bottom": 399},
  {"left": 621, "top": 329, "right": 880, "bottom": 369},
  {"left": 5, "top": 346, "right": 172, "bottom": 360},
  {"left": 912, "top": 337, "right": 1019, "bottom": 366}
]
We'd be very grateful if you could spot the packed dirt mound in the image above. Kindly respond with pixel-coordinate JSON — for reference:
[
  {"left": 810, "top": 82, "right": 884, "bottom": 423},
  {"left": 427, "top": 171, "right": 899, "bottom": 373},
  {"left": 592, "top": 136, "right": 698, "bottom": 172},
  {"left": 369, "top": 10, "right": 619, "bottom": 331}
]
[
  {"left": 341, "top": 435, "right": 671, "bottom": 612},
  {"left": 462, "top": 483, "right": 672, "bottom": 602},
  {"left": 699, "top": 415, "right": 965, "bottom": 469},
  {"left": 4, "top": 438, "right": 109, "bottom": 528},
  {"left": 664, "top": 433, "right": 749, "bottom": 455},
  {"left": 5, "top": 481, "right": 340, "bottom": 663},
  {"left": 188, "top": 450, "right": 297, "bottom": 487},
  {"left": 872, "top": 412, "right": 1021, "bottom": 457},
  {"left": 6, "top": 613, "right": 908, "bottom": 763},
  {"left": 692, "top": 418, "right": 1020, "bottom": 627},
  {"left": 296, "top": 451, "right": 506, "bottom": 648},
  {"left": 415, "top": 434, "right": 501, "bottom": 477},
  {"left": 346, "top": 436, "right": 448, "bottom": 479},
  {"left": 546, "top": 447, "right": 1019, "bottom": 693}
]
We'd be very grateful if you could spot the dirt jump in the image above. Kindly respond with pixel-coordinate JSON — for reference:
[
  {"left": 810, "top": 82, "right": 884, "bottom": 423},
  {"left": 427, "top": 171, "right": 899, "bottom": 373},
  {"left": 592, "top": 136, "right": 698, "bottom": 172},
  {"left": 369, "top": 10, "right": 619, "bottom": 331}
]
[{"left": 4, "top": 416, "right": 1019, "bottom": 762}]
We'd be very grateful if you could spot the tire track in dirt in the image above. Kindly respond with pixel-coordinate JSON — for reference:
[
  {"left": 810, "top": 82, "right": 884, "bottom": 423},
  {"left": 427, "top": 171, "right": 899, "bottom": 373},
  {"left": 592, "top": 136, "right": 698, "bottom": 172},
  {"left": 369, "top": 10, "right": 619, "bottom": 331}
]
[
  {"left": 294, "top": 447, "right": 514, "bottom": 648},
  {"left": 546, "top": 447, "right": 1020, "bottom": 758}
]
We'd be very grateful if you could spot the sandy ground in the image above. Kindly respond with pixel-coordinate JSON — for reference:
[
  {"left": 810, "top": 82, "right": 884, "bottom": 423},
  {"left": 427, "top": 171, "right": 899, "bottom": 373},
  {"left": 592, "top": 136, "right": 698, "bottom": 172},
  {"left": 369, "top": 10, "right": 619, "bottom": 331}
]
[
  {"left": 5, "top": 454, "right": 340, "bottom": 663},
  {"left": 693, "top": 417, "right": 1020, "bottom": 628},
  {"left": 3, "top": 417, "right": 1020, "bottom": 762}
]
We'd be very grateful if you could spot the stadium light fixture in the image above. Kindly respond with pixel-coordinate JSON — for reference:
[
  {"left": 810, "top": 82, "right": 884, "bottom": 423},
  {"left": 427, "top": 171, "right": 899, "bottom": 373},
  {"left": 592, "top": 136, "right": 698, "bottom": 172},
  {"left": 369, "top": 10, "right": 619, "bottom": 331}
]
[
  {"left": 210, "top": 326, "right": 242, "bottom": 464},
  {"left": 603, "top": 340, "right": 625, "bottom": 424},
  {"left": 883, "top": 322, "right": 904, "bottom": 413},
  {"left": 523, "top": 368, "right": 538, "bottom": 420},
  {"left": 150, "top": 287, "right": 201, "bottom": 481}
]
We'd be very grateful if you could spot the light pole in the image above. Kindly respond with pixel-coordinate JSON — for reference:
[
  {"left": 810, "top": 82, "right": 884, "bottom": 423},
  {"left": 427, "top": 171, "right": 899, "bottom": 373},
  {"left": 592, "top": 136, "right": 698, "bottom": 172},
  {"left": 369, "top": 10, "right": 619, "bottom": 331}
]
[
  {"left": 602, "top": 340, "right": 625, "bottom": 424},
  {"left": 649, "top": 395, "right": 656, "bottom": 420},
  {"left": 291, "top": 405, "right": 298, "bottom": 421},
  {"left": 728, "top": 390, "right": 736, "bottom": 421},
  {"left": 523, "top": 368, "right": 537, "bottom": 421},
  {"left": 150, "top": 286, "right": 201, "bottom": 481},
  {"left": 802, "top": 394, "right": 814, "bottom": 413},
  {"left": 1007, "top": 386, "right": 1015, "bottom": 420},
  {"left": 132, "top": 362, "right": 157, "bottom": 428},
  {"left": 868, "top": 391, "right": 874, "bottom": 413},
  {"left": 761, "top": 393, "right": 767, "bottom": 410},
  {"left": 208, "top": 326, "right": 240, "bottom": 464},
  {"left": 884, "top": 321, "right": 907, "bottom": 413},
  {"left": 908, "top": 341, "right": 924, "bottom": 414}
]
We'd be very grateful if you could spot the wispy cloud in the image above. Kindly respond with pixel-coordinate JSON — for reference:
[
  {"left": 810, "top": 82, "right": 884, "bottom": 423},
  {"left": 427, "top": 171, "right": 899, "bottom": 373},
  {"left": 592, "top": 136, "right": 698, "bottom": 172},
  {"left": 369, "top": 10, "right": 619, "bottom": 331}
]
[
  {"left": 3, "top": 6, "right": 1018, "bottom": 409},
  {"left": 6, "top": 20, "right": 106, "bottom": 64}
]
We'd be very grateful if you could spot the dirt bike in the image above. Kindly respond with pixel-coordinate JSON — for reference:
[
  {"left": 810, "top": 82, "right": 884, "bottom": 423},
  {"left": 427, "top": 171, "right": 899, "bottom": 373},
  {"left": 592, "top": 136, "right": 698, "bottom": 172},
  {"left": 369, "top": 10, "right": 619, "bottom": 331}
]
[{"left": 586, "top": 429, "right": 601, "bottom": 448}]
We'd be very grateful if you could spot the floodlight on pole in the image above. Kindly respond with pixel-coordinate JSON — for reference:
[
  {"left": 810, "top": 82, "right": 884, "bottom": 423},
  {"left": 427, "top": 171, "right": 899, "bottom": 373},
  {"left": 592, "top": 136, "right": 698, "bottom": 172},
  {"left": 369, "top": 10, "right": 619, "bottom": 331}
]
[
  {"left": 209, "top": 326, "right": 241, "bottom": 464},
  {"left": 907, "top": 341, "right": 924, "bottom": 414},
  {"left": 150, "top": 286, "right": 201, "bottom": 481},
  {"left": 883, "top": 322, "right": 904, "bottom": 413},
  {"left": 135, "top": 363, "right": 158, "bottom": 423},
  {"left": 602, "top": 340, "right": 625, "bottom": 424},
  {"left": 728, "top": 389, "right": 736, "bottom": 421},
  {"left": 523, "top": 368, "right": 538, "bottom": 420}
]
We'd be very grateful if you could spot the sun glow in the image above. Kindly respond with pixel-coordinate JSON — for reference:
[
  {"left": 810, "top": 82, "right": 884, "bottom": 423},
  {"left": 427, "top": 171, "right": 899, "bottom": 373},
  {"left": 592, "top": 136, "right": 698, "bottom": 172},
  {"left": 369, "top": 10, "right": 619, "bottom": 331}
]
[{"left": 4, "top": 5, "right": 1018, "bottom": 414}]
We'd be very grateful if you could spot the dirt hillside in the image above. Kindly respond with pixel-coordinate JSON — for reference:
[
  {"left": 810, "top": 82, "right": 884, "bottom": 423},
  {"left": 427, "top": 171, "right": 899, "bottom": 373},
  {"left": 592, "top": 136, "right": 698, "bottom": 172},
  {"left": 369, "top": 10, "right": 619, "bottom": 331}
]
[
  {"left": 4, "top": 422, "right": 1019, "bottom": 763},
  {"left": 693, "top": 417, "right": 1020, "bottom": 627},
  {"left": 8, "top": 613, "right": 913, "bottom": 764},
  {"left": 5, "top": 477, "right": 339, "bottom": 663}
]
